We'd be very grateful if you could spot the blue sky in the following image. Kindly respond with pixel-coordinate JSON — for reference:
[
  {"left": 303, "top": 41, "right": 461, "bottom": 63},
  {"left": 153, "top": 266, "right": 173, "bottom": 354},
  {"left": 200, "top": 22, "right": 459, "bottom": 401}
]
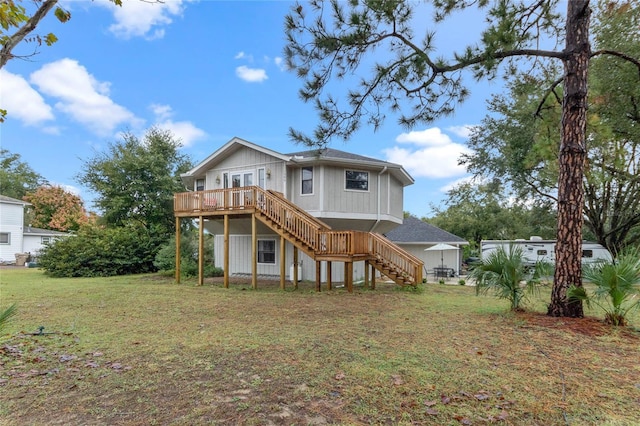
[{"left": 1, "top": 0, "right": 507, "bottom": 218}]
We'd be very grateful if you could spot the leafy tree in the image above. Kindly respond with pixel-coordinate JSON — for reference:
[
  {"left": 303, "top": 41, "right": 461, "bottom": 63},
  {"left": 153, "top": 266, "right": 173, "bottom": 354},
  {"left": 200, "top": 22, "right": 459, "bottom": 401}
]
[
  {"left": 284, "top": 0, "right": 640, "bottom": 317},
  {"left": 470, "top": 245, "right": 551, "bottom": 311},
  {"left": 429, "top": 180, "right": 557, "bottom": 249},
  {"left": 0, "top": 149, "right": 44, "bottom": 199},
  {"left": 462, "top": 2, "right": 640, "bottom": 258},
  {"left": 38, "top": 224, "right": 156, "bottom": 277},
  {"left": 77, "top": 127, "right": 193, "bottom": 246},
  {"left": 23, "top": 185, "right": 89, "bottom": 232}
]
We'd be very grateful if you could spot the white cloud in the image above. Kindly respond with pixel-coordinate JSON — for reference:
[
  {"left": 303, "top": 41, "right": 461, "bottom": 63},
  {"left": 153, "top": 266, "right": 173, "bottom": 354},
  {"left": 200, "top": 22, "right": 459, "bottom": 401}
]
[
  {"left": 30, "top": 58, "right": 141, "bottom": 135},
  {"left": 274, "top": 56, "right": 286, "bottom": 71},
  {"left": 235, "top": 65, "right": 268, "bottom": 83},
  {"left": 97, "top": 0, "right": 188, "bottom": 40},
  {"left": 0, "top": 70, "right": 54, "bottom": 126},
  {"left": 385, "top": 126, "right": 471, "bottom": 178},
  {"left": 438, "top": 175, "right": 475, "bottom": 193},
  {"left": 151, "top": 104, "right": 206, "bottom": 147},
  {"left": 395, "top": 127, "right": 453, "bottom": 146},
  {"left": 447, "top": 124, "right": 476, "bottom": 139}
]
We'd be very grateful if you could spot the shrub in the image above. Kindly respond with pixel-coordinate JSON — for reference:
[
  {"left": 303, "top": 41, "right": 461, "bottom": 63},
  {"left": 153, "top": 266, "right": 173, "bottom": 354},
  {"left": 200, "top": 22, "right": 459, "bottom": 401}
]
[
  {"left": 38, "top": 225, "right": 157, "bottom": 277},
  {"left": 569, "top": 247, "right": 640, "bottom": 326},
  {"left": 469, "top": 245, "right": 551, "bottom": 311},
  {"left": 154, "top": 231, "right": 221, "bottom": 277},
  {"left": 458, "top": 279, "right": 466, "bottom": 286}
]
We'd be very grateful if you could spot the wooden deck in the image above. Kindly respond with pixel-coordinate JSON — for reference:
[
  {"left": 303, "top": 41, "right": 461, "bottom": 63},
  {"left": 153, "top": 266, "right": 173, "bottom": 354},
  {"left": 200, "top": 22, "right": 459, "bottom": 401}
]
[{"left": 174, "top": 187, "right": 423, "bottom": 291}]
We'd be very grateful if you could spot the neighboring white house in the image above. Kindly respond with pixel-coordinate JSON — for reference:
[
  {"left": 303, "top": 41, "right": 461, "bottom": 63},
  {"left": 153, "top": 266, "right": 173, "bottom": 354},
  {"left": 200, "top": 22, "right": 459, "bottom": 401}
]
[
  {"left": 0, "top": 195, "right": 69, "bottom": 264},
  {"left": 177, "top": 137, "right": 466, "bottom": 286}
]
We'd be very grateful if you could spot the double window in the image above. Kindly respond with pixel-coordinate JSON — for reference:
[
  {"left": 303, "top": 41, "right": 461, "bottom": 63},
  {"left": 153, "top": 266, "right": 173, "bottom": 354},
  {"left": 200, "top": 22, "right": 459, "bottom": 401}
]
[{"left": 345, "top": 170, "right": 369, "bottom": 191}]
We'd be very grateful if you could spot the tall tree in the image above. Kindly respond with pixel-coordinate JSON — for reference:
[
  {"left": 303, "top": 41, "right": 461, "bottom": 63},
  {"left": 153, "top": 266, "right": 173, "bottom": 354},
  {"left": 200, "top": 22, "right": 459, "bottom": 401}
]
[
  {"left": 77, "top": 127, "right": 193, "bottom": 245},
  {"left": 462, "top": 1, "right": 640, "bottom": 257},
  {"left": 0, "top": 148, "right": 44, "bottom": 199},
  {"left": 284, "top": 0, "right": 640, "bottom": 317},
  {"left": 23, "top": 185, "right": 89, "bottom": 232}
]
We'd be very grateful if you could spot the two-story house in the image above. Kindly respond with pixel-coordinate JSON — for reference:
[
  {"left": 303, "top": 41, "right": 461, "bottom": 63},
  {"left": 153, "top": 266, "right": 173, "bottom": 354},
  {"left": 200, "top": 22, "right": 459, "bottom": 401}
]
[{"left": 174, "top": 137, "right": 424, "bottom": 291}]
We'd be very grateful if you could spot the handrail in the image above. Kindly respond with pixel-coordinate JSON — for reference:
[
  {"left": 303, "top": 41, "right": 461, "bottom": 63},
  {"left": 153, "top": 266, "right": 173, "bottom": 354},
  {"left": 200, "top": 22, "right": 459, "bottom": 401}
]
[{"left": 174, "top": 188, "right": 423, "bottom": 285}]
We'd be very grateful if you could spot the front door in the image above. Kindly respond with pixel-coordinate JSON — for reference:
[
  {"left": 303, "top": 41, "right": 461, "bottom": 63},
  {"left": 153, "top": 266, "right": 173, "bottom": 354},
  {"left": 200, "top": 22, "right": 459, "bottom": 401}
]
[{"left": 230, "top": 172, "right": 254, "bottom": 207}]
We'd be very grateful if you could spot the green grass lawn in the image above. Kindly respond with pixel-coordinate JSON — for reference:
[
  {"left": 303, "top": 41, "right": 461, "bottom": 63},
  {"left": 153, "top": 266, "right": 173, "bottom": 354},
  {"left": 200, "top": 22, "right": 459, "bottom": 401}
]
[{"left": 1, "top": 268, "right": 639, "bottom": 425}]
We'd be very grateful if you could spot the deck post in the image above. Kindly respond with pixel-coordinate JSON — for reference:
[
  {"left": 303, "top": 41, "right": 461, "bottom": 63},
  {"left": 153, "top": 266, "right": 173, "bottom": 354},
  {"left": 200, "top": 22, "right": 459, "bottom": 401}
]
[
  {"left": 345, "top": 262, "right": 353, "bottom": 293},
  {"left": 175, "top": 217, "right": 181, "bottom": 284},
  {"left": 280, "top": 235, "right": 286, "bottom": 290},
  {"left": 371, "top": 263, "right": 376, "bottom": 290},
  {"left": 326, "top": 261, "right": 332, "bottom": 290},
  {"left": 198, "top": 216, "right": 204, "bottom": 286},
  {"left": 364, "top": 260, "right": 369, "bottom": 289},
  {"left": 315, "top": 261, "right": 321, "bottom": 292},
  {"left": 293, "top": 247, "right": 299, "bottom": 290},
  {"left": 224, "top": 214, "right": 229, "bottom": 288},
  {"left": 252, "top": 214, "right": 257, "bottom": 289}
]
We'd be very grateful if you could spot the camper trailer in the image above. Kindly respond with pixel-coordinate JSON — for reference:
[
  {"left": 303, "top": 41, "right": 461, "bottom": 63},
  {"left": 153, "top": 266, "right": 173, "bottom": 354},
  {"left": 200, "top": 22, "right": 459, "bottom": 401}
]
[{"left": 480, "top": 236, "right": 612, "bottom": 266}]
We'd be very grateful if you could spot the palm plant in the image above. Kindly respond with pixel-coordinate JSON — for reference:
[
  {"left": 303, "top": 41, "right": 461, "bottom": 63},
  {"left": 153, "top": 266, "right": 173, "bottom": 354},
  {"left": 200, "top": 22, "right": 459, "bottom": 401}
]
[
  {"left": 470, "top": 245, "right": 551, "bottom": 311},
  {"left": 0, "top": 303, "right": 17, "bottom": 335},
  {"left": 569, "top": 247, "right": 640, "bottom": 326}
]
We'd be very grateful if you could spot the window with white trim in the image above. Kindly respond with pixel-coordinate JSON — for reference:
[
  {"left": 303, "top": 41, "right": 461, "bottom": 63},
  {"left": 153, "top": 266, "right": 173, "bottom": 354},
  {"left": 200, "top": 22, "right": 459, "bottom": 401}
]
[
  {"left": 195, "top": 179, "right": 205, "bottom": 191},
  {"left": 0, "top": 232, "right": 9, "bottom": 244},
  {"left": 345, "top": 170, "right": 369, "bottom": 191},
  {"left": 42, "top": 236, "right": 51, "bottom": 244},
  {"left": 301, "top": 167, "right": 313, "bottom": 195},
  {"left": 258, "top": 239, "right": 276, "bottom": 264}
]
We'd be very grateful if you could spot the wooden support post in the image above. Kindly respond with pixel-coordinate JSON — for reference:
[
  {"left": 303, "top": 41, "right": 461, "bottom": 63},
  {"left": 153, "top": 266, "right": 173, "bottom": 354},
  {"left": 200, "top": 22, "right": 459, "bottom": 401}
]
[
  {"left": 175, "top": 217, "right": 181, "bottom": 284},
  {"left": 326, "top": 261, "right": 332, "bottom": 290},
  {"left": 280, "top": 235, "right": 286, "bottom": 290},
  {"left": 224, "top": 214, "right": 229, "bottom": 289},
  {"left": 371, "top": 263, "right": 376, "bottom": 290},
  {"left": 198, "top": 216, "right": 204, "bottom": 286},
  {"left": 364, "top": 260, "right": 369, "bottom": 289},
  {"left": 315, "top": 261, "right": 321, "bottom": 292},
  {"left": 345, "top": 262, "right": 353, "bottom": 293},
  {"left": 252, "top": 214, "right": 257, "bottom": 290},
  {"left": 293, "top": 247, "right": 299, "bottom": 290}
]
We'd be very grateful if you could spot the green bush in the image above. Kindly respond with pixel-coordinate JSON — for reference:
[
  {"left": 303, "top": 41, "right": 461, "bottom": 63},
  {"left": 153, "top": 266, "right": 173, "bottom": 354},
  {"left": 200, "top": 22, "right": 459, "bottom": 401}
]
[
  {"left": 154, "top": 231, "right": 222, "bottom": 278},
  {"left": 569, "top": 247, "right": 640, "bottom": 326},
  {"left": 469, "top": 245, "right": 551, "bottom": 311},
  {"left": 38, "top": 225, "right": 157, "bottom": 277}
]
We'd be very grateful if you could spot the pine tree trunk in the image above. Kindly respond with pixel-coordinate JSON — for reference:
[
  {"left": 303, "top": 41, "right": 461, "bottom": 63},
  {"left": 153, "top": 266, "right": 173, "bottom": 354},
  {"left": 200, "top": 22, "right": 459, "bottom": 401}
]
[{"left": 548, "top": 0, "right": 591, "bottom": 318}]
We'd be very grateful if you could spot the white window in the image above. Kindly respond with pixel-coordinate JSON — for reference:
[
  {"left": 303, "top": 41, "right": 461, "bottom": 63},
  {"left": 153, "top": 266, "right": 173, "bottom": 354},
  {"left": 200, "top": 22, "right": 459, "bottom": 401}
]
[
  {"left": 0, "top": 232, "right": 9, "bottom": 244},
  {"left": 258, "top": 168, "right": 265, "bottom": 189},
  {"left": 258, "top": 239, "right": 276, "bottom": 264},
  {"left": 195, "top": 178, "right": 205, "bottom": 191},
  {"left": 345, "top": 170, "right": 369, "bottom": 191},
  {"left": 301, "top": 167, "right": 313, "bottom": 195},
  {"left": 42, "top": 236, "right": 51, "bottom": 244}
]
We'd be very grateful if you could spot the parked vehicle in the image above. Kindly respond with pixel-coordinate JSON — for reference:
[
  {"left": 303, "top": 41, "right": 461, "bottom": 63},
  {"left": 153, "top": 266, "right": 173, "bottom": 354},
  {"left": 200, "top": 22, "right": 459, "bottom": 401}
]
[{"left": 480, "top": 236, "right": 612, "bottom": 267}]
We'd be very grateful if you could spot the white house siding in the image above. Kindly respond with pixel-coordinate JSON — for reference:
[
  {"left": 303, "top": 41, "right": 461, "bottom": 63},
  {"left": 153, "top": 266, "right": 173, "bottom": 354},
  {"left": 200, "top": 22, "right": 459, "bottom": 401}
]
[
  {"left": 205, "top": 147, "right": 286, "bottom": 192},
  {"left": 212, "top": 234, "right": 368, "bottom": 283},
  {"left": 0, "top": 201, "right": 25, "bottom": 261},
  {"left": 388, "top": 174, "right": 404, "bottom": 219},
  {"left": 323, "top": 165, "right": 378, "bottom": 214}
]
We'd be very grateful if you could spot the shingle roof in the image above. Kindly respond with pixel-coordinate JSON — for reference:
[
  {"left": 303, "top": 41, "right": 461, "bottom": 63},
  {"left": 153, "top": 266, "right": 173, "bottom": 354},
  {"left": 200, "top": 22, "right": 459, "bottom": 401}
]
[
  {"left": 0, "top": 195, "right": 30, "bottom": 205},
  {"left": 285, "top": 147, "right": 393, "bottom": 165},
  {"left": 24, "top": 226, "right": 69, "bottom": 236},
  {"left": 384, "top": 216, "right": 468, "bottom": 244}
]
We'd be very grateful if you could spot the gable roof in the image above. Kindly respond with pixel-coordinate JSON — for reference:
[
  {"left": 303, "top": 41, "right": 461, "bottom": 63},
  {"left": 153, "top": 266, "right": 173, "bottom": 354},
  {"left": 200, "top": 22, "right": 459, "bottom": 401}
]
[
  {"left": 182, "top": 137, "right": 414, "bottom": 187},
  {"left": 384, "top": 216, "right": 468, "bottom": 245}
]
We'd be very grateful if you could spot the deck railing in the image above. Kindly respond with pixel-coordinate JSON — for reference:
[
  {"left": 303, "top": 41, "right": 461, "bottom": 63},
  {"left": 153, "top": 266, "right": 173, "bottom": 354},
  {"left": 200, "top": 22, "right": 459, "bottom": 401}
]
[{"left": 174, "top": 187, "right": 423, "bottom": 285}]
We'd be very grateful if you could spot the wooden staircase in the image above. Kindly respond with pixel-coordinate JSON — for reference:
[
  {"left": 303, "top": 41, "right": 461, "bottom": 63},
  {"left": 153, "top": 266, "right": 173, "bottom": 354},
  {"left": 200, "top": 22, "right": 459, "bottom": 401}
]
[{"left": 174, "top": 187, "right": 423, "bottom": 287}]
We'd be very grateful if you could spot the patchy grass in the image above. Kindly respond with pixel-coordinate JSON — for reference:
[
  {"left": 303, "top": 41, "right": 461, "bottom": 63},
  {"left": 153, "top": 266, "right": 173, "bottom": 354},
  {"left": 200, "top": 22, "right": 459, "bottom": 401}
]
[{"left": 1, "top": 268, "right": 639, "bottom": 425}]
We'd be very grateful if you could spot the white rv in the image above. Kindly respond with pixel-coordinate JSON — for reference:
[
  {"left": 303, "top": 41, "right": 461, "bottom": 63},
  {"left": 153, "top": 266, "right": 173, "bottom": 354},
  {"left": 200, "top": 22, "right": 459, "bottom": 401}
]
[{"left": 480, "top": 236, "right": 612, "bottom": 266}]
